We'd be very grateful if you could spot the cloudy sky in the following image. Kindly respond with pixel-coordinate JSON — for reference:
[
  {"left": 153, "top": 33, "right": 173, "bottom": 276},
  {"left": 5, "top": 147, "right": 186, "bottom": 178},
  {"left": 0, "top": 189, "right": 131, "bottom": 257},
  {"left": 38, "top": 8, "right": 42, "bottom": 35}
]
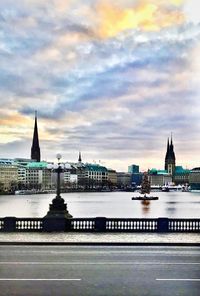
[{"left": 0, "top": 0, "right": 200, "bottom": 171}]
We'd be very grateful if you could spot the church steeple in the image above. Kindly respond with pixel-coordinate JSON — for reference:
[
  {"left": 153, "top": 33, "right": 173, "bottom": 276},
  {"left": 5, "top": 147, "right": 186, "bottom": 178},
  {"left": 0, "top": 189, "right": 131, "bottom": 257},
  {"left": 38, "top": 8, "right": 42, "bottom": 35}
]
[
  {"left": 164, "top": 134, "right": 176, "bottom": 176},
  {"left": 165, "top": 138, "right": 170, "bottom": 170},
  {"left": 78, "top": 151, "right": 82, "bottom": 163},
  {"left": 169, "top": 134, "right": 175, "bottom": 161},
  {"left": 31, "top": 111, "right": 41, "bottom": 162}
]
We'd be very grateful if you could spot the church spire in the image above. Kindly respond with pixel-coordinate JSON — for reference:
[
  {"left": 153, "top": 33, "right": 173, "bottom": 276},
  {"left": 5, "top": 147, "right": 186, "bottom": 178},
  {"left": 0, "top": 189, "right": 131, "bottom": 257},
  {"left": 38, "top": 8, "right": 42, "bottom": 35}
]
[
  {"left": 170, "top": 132, "right": 173, "bottom": 147},
  {"left": 164, "top": 138, "right": 170, "bottom": 170},
  {"left": 31, "top": 111, "right": 41, "bottom": 162},
  {"left": 78, "top": 151, "right": 82, "bottom": 163},
  {"left": 169, "top": 133, "right": 175, "bottom": 159},
  {"left": 164, "top": 134, "right": 176, "bottom": 176}
]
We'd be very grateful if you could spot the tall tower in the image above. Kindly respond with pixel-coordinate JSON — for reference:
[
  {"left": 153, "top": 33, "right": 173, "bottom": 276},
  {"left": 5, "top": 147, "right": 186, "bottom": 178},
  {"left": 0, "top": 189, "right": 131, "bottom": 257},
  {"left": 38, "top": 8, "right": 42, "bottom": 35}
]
[
  {"left": 31, "top": 111, "right": 41, "bottom": 162},
  {"left": 164, "top": 135, "right": 176, "bottom": 176}
]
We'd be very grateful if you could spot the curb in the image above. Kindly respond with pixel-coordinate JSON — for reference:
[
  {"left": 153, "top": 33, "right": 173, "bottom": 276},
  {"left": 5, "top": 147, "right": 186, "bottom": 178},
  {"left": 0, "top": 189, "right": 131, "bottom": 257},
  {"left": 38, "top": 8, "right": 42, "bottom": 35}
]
[{"left": 0, "top": 242, "right": 200, "bottom": 246}]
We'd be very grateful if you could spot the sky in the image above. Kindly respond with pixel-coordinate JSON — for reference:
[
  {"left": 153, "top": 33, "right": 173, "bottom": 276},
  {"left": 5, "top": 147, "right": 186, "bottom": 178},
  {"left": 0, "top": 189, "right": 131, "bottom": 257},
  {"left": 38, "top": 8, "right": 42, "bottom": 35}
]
[{"left": 0, "top": 0, "right": 200, "bottom": 171}]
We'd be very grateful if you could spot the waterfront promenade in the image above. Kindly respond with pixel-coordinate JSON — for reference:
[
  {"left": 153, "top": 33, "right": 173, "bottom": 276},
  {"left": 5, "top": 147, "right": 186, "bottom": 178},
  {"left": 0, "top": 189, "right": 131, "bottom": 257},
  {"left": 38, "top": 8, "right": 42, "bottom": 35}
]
[{"left": 0, "top": 232, "right": 199, "bottom": 244}]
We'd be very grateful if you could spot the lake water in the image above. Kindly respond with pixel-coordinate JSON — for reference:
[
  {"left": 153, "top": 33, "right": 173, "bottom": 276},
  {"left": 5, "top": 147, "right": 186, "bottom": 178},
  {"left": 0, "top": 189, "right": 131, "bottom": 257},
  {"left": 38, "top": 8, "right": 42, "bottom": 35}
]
[{"left": 0, "top": 191, "right": 200, "bottom": 218}]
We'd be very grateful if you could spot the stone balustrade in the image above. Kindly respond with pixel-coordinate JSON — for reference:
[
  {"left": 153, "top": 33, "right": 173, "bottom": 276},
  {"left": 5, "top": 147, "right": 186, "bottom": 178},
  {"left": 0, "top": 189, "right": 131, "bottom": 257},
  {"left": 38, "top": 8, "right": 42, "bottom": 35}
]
[{"left": 0, "top": 217, "right": 200, "bottom": 232}]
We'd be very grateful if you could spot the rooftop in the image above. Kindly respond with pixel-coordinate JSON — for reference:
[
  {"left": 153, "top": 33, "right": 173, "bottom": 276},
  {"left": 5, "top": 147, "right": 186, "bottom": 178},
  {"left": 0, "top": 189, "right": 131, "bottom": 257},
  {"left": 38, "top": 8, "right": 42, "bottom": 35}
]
[
  {"left": 85, "top": 164, "right": 108, "bottom": 172},
  {"left": 26, "top": 161, "right": 49, "bottom": 169},
  {"left": 175, "top": 166, "right": 190, "bottom": 174}
]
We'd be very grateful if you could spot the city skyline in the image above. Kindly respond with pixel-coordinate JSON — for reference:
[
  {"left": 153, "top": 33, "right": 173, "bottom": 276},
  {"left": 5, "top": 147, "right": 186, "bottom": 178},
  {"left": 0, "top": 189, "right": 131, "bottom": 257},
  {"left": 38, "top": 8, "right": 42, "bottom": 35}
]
[{"left": 0, "top": 0, "right": 200, "bottom": 171}]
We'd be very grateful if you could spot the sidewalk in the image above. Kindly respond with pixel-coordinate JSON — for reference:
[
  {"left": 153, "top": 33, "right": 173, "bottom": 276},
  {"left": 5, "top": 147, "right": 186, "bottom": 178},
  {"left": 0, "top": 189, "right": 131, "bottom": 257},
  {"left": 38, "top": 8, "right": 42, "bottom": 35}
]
[{"left": 0, "top": 232, "right": 199, "bottom": 244}]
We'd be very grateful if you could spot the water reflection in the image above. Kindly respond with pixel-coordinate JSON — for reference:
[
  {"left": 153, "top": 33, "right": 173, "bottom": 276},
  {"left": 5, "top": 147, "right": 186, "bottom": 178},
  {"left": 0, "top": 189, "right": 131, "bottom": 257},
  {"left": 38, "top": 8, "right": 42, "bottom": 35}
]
[
  {"left": 166, "top": 207, "right": 176, "bottom": 214},
  {"left": 141, "top": 200, "right": 150, "bottom": 215}
]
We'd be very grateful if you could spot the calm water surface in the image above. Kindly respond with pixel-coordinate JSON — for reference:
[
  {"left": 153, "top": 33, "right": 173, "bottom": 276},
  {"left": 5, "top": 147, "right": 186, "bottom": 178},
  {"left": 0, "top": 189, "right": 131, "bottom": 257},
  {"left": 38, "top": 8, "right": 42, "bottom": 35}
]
[{"left": 0, "top": 191, "right": 200, "bottom": 218}]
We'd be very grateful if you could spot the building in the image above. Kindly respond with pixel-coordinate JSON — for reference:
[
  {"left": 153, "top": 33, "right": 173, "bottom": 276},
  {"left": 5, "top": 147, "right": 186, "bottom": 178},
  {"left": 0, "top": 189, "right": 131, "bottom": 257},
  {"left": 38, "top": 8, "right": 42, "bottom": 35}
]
[
  {"left": 131, "top": 173, "right": 143, "bottom": 186},
  {"left": 117, "top": 172, "right": 132, "bottom": 188},
  {"left": 107, "top": 169, "right": 117, "bottom": 187},
  {"left": 189, "top": 167, "right": 200, "bottom": 190},
  {"left": 148, "top": 169, "right": 172, "bottom": 186},
  {"left": 128, "top": 164, "right": 139, "bottom": 174},
  {"left": 14, "top": 158, "right": 34, "bottom": 188},
  {"left": 165, "top": 136, "right": 176, "bottom": 177},
  {"left": 174, "top": 166, "right": 190, "bottom": 185},
  {"left": 25, "top": 161, "right": 52, "bottom": 189},
  {"left": 17, "top": 165, "right": 27, "bottom": 188},
  {"left": 31, "top": 111, "right": 41, "bottom": 162},
  {"left": 63, "top": 163, "right": 78, "bottom": 188},
  {"left": 0, "top": 159, "right": 18, "bottom": 192},
  {"left": 84, "top": 164, "right": 108, "bottom": 188}
]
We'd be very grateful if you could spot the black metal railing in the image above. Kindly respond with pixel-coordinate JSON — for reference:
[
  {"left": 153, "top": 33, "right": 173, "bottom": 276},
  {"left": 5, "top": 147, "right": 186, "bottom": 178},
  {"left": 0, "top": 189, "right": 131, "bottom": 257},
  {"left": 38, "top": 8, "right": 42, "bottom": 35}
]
[
  {"left": 0, "top": 219, "right": 4, "bottom": 231},
  {"left": 71, "top": 218, "right": 95, "bottom": 231},
  {"left": 169, "top": 219, "right": 200, "bottom": 232},
  {"left": 16, "top": 218, "right": 43, "bottom": 231},
  {"left": 106, "top": 218, "right": 157, "bottom": 232},
  {"left": 1, "top": 216, "right": 200, "bottom": 232}
]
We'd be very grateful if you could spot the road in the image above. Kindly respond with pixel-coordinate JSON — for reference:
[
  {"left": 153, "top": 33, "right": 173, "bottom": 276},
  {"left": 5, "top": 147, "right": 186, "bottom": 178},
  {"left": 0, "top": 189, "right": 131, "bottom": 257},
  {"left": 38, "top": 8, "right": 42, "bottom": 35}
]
[{"left": 0, "top": 245, "right": 200, "bottom": 296}]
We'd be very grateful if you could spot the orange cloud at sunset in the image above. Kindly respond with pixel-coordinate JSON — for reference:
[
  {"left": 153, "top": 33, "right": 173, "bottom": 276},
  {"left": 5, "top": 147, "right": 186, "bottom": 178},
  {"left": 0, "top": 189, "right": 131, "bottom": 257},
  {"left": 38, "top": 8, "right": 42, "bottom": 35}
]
[
  {"left": 0, "top": 113, "right": 31, "bottom": 128},
  {"left": 0, "top": 113, "right": 55, "bottom": 144},
  {"left": 170, "top": 0, "right": 184, "bottom": 5},
  {"left": 97, "top": 1, "right": 185, "bottom": 38}
]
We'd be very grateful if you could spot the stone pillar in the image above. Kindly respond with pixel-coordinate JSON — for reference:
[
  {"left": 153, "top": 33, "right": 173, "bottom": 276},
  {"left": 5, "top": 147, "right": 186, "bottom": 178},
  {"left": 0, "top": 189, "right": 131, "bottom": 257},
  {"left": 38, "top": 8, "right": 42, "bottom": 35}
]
[
  {"left": 3, "top": 217, "right": 16, "bottom": 232},
  {"left": 157, "top": 217, "right": 169, "bottom": 232},
  {"left": 95, "top": 217, "right": 107, "bottom": 232},
  {"left": 43, "top": 217, "right": 71, "bottom": 232}
]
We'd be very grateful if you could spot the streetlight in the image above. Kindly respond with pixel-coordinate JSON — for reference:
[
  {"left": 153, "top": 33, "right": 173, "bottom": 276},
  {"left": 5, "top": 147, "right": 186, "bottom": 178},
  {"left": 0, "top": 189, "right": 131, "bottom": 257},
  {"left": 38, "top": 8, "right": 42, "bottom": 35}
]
[{"left": 45, "top": 154, "right": 72, "bottom": 218}]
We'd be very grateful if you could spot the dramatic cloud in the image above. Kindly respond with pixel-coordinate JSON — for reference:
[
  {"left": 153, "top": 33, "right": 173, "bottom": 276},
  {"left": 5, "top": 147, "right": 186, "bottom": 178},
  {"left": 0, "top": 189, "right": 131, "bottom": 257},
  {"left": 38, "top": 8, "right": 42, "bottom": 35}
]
[{"left": 0, "top": 0, "right": 200, "bottom": 171}]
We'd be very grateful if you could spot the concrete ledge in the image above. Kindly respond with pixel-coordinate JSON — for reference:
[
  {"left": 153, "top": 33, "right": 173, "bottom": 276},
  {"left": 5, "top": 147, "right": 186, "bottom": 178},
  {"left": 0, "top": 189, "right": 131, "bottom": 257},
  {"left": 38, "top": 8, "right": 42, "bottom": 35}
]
[
  {"left": 0, "top": 242, "right": 200, "bottom": 246},
  {"left": 0, "top": 232, "right": 199, "bottom": 245}
]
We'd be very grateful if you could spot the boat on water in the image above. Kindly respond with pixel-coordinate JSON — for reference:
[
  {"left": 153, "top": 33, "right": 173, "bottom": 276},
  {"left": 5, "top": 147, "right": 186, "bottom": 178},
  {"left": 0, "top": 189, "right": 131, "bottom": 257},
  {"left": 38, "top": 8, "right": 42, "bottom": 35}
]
[
  {"left": 131, "top": 173, "right": 159, "bottom": 201},
  {"left": 132, "top": 195, "right": 158, "bottom": 200},
  {"left": 161, "top": 184, "right": 190, "bottom": 192},
  {"left": 15, "top": 190, "right": 34, "bottom": 195}
]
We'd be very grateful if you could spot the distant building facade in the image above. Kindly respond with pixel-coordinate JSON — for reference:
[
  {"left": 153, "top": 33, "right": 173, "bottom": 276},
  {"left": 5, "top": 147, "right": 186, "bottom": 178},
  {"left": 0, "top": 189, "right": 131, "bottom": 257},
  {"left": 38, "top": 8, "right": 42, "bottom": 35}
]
[
  {"left": 174, "top": 166, "right": 190, "bottom": 185},
  {"left": 128, "top": 164, "right": 139, "bottom": 174},
  {"left": 131, "top": 173, "right": 143, "bottom": 186},
  {"left": 84, "top": 164, "right": 108, "bottom": 188},
  {"left": 117, "top": 172, "right": 131, "bottom": 188},
  {"left": 189, "top": 167, "right": 200, "bottom": 190},
  {"left": 148, "top": 169, "right": 172, "bottom": 186},
  {"left": 0, "top": 159, "right": 18, "bottom": 192},
  {"left": 107, "top": 169, "right": 117, "bottom": 187},
  {"left": 25, "top": 162, "right": 52, "bottom": 189}
]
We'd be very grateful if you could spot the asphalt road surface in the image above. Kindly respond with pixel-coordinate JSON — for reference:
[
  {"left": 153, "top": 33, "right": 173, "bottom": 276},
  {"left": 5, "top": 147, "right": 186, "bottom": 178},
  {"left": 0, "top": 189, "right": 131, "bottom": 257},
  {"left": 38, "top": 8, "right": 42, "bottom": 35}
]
[{"left": 0, "top": 245, "right": 200, "bottom": 296}]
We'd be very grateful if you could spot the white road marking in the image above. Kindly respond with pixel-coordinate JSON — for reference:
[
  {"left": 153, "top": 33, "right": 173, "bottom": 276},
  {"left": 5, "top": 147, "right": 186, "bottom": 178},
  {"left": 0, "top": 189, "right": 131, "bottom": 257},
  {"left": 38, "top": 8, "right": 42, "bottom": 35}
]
[
  {"left": 156, "top": 279, "right": 200, "bottom": 281},
  {"left": 0, "top": 246, "right": 200, "bottom": 250},
  {"left": 0, "top": 250, "right": 200, "bottom": 256},
  {"left": 0, "top": 261, "right": 199, "bottom": 265},
  {"left": 0, "top": 278, "right": 81, "bottom": 281}
]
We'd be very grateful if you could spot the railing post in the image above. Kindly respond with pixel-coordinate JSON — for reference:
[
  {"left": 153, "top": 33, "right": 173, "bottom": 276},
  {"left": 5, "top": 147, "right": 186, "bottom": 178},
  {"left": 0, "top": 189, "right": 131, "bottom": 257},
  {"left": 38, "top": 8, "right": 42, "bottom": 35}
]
[
  {"left": 157, "top": 218, "right": 169, "bottom": 232},
  {"left": 3, "top": 217, "right": 16, "bottom": 232},
  {"left": 65, "top": 219, "right": 71, "bottom": 231},
  {"left": 43, "top": 217, "right": 71, "bottom": 232},
  {"left": 95, "top": 217, "right": 107, "bottom": 232}
]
